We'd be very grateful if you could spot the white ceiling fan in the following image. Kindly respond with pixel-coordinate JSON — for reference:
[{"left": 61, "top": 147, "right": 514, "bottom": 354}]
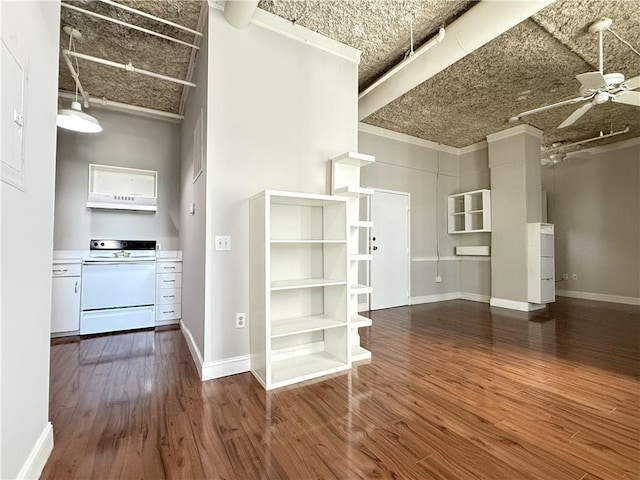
[{"left": 510, "top": 18, "right": 640, "bottom": 129}]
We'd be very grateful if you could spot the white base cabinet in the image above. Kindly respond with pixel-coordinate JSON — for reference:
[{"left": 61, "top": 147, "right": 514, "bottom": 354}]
[
  {"left": 156, "top": 260, "right": 182, "bottom": 325},
  {"left": 250, "top": 190, "right": 351, "bottom": 390},
  {"left": 51, "top": 263, "right": 81, "bottom": 336}
]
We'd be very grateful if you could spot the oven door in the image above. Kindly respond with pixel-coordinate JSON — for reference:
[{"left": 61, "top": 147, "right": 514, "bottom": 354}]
[{"left": 81, "top": 261, "right": 156, "bottom": 310}]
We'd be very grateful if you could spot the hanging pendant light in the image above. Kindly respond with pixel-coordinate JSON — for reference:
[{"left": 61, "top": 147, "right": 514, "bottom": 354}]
[
  {"left": 57, "top": 26, "right": 102, "bottom": 134},
  {"left": 57, "top": 100, "right": 102, "bottom": 133}
]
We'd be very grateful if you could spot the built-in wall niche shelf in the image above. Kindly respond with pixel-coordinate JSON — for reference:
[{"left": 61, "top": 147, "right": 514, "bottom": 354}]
[
  {"left": 447, "top": 189, "right": 491, "bottom": 233},
  {"left": 455, "top": 246, "right": 490, "bottom": 256},
  {"left": 250, "top": 190, "right": 350, "bottom": 390},
  {"left": 86, "top": 164, "right": 157, "bottom": 212}
]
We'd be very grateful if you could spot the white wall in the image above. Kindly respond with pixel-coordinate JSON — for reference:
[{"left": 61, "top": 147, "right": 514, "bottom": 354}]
[
  {"left": 54, "top": 110, "right": 181, "bottom": 251},
  {"left": 0, "top": 1, "right": 60, "bottom": 477},
  {"left": 358, "top": 128, "right": 463, "bottom": 301},
  {"left": 205, "top": 9, "right": 358, "bottom": 364},
  {"left": 179, "top": 14, "right": 208, "bottom": 362},
  {"left": 458, "top": 146, "right": 491, "bottom": 299},
  {"left": 542, "top": 141, "right": 640, "bottom": 301}
]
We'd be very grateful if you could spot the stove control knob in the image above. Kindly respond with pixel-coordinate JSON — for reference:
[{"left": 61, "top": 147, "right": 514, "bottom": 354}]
[
  {"left": 100, "top": 242, "right": 105, "bottom": 246},
  {"left": 93, "top": 241, "right": 98, "bottom": 247},
  {"left": 122, "top": 241, "right": 128, "bottom": 248}
]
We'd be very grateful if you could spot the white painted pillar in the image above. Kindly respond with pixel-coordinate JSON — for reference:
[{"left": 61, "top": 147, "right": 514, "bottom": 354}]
[{"left": 487, "top": 125, "right": 543, "bottom": 311}]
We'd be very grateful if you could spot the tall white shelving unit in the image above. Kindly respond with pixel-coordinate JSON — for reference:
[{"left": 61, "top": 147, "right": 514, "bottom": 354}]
[
  {"left": 330, "top": 151, "right": 375, "bottom": 362},
  {"left": 249, "top": 190, "right": 350, "bottom": 390},
  {"left": 527, "top": 222, "right": 555, "bottom": 304}
]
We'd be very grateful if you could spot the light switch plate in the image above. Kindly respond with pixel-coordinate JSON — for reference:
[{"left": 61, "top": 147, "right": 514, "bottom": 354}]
[{"left": 215, "top": 235, "right": 231, "bottom": 251}]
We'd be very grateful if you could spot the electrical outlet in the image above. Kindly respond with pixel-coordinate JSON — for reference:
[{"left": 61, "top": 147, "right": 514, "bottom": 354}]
[
  {"left": 435, "top": 275, "right": 443, "bottom": 283},
  {"left": 215, "top": 235, "right": 231, "bottom": 251},
  {"left": 235, "top": 313, "right": 246, "bottom": 328},
  {"left": 562, "top": 273, "right": 568, "bottom": 280},
  {"left": 572, "top": 273, "right": 578, "bottom": 280}
]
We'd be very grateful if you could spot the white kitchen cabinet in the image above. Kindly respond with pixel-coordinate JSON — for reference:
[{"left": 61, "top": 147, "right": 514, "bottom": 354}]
[
  {"left": 250, "top": 190, "right": 350, "bottom": 390},
  {"left": 331, "top": 151, "right": 375, "bottom": 362},
  {"left": 447, "top": 189, "right": 491, "bottom": 233},
  {"left": 51, "top": 263, "right": 81, "bottom": 336},
  {"left": 156, "top": 260, "right": 182, "bottom": 325},
  {"left": 528, "top": 222, "right": 555, "bottom": 304}
]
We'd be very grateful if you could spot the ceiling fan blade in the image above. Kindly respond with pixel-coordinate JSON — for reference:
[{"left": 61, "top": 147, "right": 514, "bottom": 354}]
[
  {"left": 510, "top": 96, "right": 587, "bottom": 122},
  {"left": 576, "top": 71, "right": 608, "bottom": 90},
  {"left": 558, "top": 102, "right": 594, "bottom": 129},
  {"left": 623, "top": 75, "right": 640, "bottom": 90},
  {"left": 612, "top": 90, "right": 640, "bottom": 106}
]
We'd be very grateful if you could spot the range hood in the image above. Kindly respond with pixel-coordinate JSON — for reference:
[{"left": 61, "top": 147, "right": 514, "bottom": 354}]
[{"left": 86, "top": 164, "right": 157, "bottom": 212}]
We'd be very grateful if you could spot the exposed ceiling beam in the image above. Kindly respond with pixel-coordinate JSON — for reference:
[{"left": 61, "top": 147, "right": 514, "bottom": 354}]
[{"left": 358, "top": 0, "right": 555, "bottom": 120}]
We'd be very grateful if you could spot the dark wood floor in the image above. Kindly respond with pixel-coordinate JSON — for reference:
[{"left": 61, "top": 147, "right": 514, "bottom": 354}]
[{"left": 42, "top": 297, "right": 639, "bottom": 479}]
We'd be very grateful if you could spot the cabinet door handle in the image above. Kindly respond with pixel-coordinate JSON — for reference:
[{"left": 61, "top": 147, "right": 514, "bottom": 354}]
[
  {"left": 163, "top": 280, "right": 175, "bottom": 284},
  {"left": 165, "top": 266, "right": 176, "bottom": 270},
  {"left": 74, "top": 281, "right": 78, "bottom": 294},
  {"left": 53, "top": 269, "right": 68, "bottom": 275},
  {"left": 163, "top": 295, "right": 175, "bottom": 299},
  {"left": 163, "top": 310, "right": 175, "bottom": 314}
]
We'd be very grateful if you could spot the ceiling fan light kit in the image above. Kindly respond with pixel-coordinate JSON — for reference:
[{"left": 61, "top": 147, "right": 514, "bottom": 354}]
[{"left": 510, "top": 17, "right": 640, "bottom": 130}]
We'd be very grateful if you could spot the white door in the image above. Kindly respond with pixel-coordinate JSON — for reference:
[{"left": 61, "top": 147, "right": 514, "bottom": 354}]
[{"left": 370, "top": 190, "right": 410, "bottom": 310}]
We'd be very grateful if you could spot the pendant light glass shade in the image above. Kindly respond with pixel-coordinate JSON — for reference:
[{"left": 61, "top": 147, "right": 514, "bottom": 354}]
[{"left": 57, "top": 101, "right": 102, "bottom": 133}]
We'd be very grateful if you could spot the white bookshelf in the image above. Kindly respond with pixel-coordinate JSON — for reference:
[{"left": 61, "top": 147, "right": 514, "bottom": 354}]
[
  {"left": 250, "top": 190, "right": 350, "bottom": 390},
  {"left": 331, "top": 151, "right": 375, "bottom": 363},
  {"left": 447, "top": 189, "right": 491, "bottom": 233}
]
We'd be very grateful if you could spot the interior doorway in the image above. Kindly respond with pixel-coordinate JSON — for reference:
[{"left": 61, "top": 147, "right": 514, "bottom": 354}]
[{"left": 369, "top": 189, "right": 410, "bottom": 310}]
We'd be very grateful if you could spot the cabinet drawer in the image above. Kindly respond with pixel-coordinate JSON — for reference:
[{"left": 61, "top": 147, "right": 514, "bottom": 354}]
[
  {"left": 157, "top": 262, "right": 182, "bottom": 274},
  {"left": 157, "top": 273, "right": 182, "bottom": 289},
  {"left": 156, "top": 303, "right": 181, "bottom": 321},
  {"left": 52, "top": 263, "right": 81, "bottom": 277},
  {"left": 541, "top": 278, "right": 555, "bottom": 303},
  {"left": 156, "top": 288, "right": 182, "bottom": 305},
  {"left": 540, "top": 257, "right": 554, "bottom": 279}
]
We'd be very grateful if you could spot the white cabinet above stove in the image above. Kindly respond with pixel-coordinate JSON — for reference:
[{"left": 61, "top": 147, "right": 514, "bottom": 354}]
[{"left": 86, "top": 164, "right": 157, "bottom": 212}]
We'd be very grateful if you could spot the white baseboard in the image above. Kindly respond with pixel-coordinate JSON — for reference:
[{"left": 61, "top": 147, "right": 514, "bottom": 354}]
[
  {"left": 181, "top": 320, "right": 251, "bottom": 381},
  {"left": 202, "top": 354, "right": 250, "bottom": 381},
  {"left": 490, "top": 297, "right": 546, "bottom": 312},
  {"left": 459, "top": 292, "right": 491, "bottom": 303},
  {"left": 556, "top": 290, "right": 640, "bottom": 306},
  {"left": 180, "top": 320, "right": 204, "bottom": 379},
  {"left": 17, "top": 421, "right": 54, "bottom": 480},
  {"left": 411, "top": 292, "right": 460, "bottom": 304}
]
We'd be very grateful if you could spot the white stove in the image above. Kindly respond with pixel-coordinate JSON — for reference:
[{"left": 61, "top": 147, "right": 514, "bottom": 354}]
[{"left": 81, "top": 239, "right": 157, "bottom": 335}]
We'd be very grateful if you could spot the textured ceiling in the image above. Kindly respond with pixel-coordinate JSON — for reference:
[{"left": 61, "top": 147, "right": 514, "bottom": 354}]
[
  {"left": 59, "top": 0, "right": 203, "bottom": 113},
  {"left": 58, "top": 0, "right": 640, "bottom": 150}
]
